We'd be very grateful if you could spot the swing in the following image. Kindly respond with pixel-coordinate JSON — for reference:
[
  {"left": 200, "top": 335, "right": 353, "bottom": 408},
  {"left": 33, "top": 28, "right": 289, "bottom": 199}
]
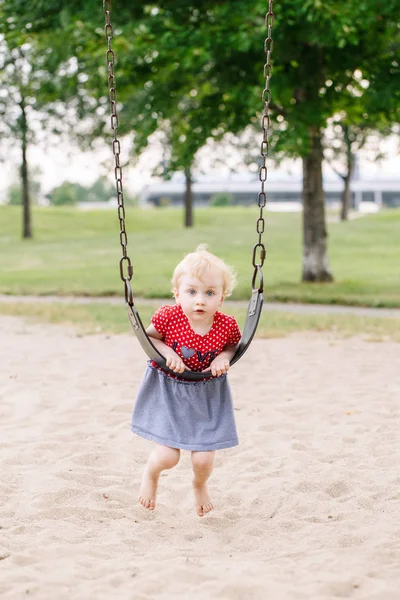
[{"left": 103, "top": 1, "right": 275, "bottom": 381}]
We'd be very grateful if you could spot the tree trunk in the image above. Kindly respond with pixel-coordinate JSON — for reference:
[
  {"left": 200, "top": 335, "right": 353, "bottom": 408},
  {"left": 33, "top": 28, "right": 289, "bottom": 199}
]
[
  {"left": 340, "top": 173, "right": 351, "bottom": 221},
  {"left": 340, "top": 149, "right": 354, "bottom": 222},
  {"left": 302, "top": 127, "right": 333, "bottom": 282},
  {"left": 184, "top": 166, "right": 193, "bottom": 228},
  {"left": 20, "top": 99, "right": 32, "bottom": 239}
]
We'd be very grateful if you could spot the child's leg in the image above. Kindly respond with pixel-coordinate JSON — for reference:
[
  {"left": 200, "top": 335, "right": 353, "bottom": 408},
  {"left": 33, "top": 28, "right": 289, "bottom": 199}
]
[
  {"left": 191, "top": 450, "right": 216, "bottom": 517},
  {"left": 139, "top": 444, "right": 180, "bottom": 510}
]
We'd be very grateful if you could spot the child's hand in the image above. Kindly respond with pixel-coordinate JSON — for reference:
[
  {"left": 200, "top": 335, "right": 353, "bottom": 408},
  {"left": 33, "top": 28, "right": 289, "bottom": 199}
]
[
  {"left": 164, "top": 349, "right": 190, "bottom": 374},
  {"left": 202, "top": 355, "right": 231, "bottom": 377}
]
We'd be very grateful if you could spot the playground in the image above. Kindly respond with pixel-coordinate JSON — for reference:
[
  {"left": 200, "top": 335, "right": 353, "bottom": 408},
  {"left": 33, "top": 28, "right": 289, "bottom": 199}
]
[
  {"left": 1, "top": 316, "right": 399, "bottom": 598},
  {"left": 1, "top": 0, "right": 400, "bottom": 597}
]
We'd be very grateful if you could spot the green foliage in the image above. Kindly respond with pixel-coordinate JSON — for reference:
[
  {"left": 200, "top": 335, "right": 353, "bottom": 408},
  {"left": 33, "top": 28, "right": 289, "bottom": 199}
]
[
  {"left": 0, "top": 33, "right": 94, "bottom": 151},
  {"left": 88, "top": 177, "right": 114, "bottom": 203},
  {"left": 0, "top": 6, "right": 108, "bottom": 236},
  {"left": 2, "top": 1, "right": 399, "bottom": 170},
  {"left": 7, "top": 179, "right": 41, "bottom": 206},
  {"left": 47, "top": 182, "right": 81, "bottom": 206},
  {"left": 46, "top": 177, "right": 119, "bottom": 205},
  {"left": 210, "top": 193, "right": 233, "bottom": 207},
  {"left": 1, "top": 0, "right": 399, "bottom": 275},
  {"left": 6, "top": 168, "right": 42, "bottom": 206},
  {"left": 7, "top": 185, "right": 24, "bottom": 207},
  {"left": 5, "top": 0, "right": 399, "bottom": 166}
]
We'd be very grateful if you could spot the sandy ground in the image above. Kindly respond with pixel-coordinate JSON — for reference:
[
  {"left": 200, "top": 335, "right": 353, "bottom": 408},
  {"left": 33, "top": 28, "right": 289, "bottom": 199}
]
[{"left": 1, "top": 316, "right": 400, "bottom": 600}]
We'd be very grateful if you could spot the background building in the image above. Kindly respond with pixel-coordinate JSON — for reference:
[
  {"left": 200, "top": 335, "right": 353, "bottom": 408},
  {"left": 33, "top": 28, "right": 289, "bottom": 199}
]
[{"left": 140, "top": 175, "right": 400, "bottom": 211}]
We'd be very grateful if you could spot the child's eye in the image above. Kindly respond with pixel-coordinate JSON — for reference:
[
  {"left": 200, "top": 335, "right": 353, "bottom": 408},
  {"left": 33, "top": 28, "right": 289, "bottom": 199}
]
[
  {"left": 206, "top": 290, "right": 215, "bottom": 297},
  {"left": 188, "top": 289, "right": 196, "bottom": 296}
]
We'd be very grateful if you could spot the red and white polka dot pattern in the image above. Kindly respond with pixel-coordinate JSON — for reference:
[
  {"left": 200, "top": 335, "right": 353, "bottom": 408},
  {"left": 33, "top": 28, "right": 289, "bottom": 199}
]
[{"left": 151, "top": 304, "right": 241, "bottom": 372}]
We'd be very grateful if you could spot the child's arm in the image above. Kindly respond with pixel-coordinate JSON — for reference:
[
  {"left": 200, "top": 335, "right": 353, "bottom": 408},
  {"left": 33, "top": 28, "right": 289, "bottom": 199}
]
[
  {"left": 202, "top": 343, "right": 240, "bottom": 377},
  {"left": 146, "top": 324, "right": 189, "bottom": 373}
]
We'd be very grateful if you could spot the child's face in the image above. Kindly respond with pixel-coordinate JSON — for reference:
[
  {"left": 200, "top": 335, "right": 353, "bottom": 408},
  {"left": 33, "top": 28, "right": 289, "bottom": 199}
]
[{"left": 174, "top": 271, "right": 225, "bottom": 322}]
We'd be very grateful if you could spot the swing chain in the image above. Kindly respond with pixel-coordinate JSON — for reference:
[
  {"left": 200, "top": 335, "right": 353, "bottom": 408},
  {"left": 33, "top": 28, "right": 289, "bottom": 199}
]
[
  {"left": 103, "top": 0, "right": 134, "bottom": 304},
  {"left": 252, "top": 1, "right": 275, "bottom": 290},
  {"left": 103, "top": 0, "right": 273, "bottom": 298}
]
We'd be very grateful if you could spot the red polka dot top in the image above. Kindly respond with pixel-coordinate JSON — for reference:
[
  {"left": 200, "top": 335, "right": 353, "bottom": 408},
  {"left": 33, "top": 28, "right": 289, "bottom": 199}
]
[{"left": 151, "top": 304, "right": 241, "bottom": 373}]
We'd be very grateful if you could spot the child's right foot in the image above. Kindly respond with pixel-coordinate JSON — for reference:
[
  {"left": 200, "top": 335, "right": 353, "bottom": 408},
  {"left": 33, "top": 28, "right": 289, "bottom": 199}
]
[
  {"left": 192, "top": 482, "right": 214, "bottom": 517},
  {"left": 138, "top": 467, "right": 158, "bottom": 510}
]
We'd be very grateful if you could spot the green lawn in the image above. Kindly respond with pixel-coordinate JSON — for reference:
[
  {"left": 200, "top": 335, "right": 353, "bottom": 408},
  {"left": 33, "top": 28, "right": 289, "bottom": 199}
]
[
  {"left": 1, "top": 300, "right": 399, "bottom": 342},
  {"left": 1, "top": 205, "right": 399, "bottom": 307}
]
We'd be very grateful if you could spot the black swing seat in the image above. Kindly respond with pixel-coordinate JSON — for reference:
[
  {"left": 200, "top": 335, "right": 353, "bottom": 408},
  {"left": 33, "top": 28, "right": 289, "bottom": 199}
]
[{"left": 127, "top": 289, "right": 263, "bottom": 381}]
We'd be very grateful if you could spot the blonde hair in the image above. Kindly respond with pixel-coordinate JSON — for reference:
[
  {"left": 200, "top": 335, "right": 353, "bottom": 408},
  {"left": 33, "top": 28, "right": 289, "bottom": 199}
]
[{"left": 172, "top": 244, "right": 237, "bottom": 297}]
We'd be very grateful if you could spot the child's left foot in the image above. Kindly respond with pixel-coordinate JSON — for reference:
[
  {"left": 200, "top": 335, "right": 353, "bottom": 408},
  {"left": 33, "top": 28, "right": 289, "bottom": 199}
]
[
  {"left": 138, "top": 467, "right": 158, "bottom": 511},
  {"left": 192, "top": 482, "right": 214, "bottom": 517}
]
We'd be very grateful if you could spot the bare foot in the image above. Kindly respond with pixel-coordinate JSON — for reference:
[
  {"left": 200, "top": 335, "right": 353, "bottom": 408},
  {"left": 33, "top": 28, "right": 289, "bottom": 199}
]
[
  {"left": 138, "top": 467, "right": 158, "bottom": 511},
  {"left": 193, "top": 482, "right": 214, "bottom": 517}
]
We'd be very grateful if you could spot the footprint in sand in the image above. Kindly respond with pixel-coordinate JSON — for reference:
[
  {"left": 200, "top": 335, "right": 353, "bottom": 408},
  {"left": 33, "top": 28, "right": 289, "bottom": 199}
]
[{"left": 325, "top": 480, "right": 352, "bottom": 499}]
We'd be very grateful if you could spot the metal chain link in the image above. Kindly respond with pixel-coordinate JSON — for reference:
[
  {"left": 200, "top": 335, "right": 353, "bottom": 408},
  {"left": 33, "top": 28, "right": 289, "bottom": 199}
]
[
  {"left": 103, "top": 0, "right": 133, "bottom": 304},
  {"left": 104, "top": 0, "right": 273, "bottom": 297},
  {"left": 252, "top": 1, "right": 275, "bottom": 290}
]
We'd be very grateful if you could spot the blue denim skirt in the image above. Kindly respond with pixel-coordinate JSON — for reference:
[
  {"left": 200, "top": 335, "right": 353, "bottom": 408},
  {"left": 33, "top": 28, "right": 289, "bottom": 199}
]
[{"left": 131, "top": 362, "right": 239, "bottom": 451}]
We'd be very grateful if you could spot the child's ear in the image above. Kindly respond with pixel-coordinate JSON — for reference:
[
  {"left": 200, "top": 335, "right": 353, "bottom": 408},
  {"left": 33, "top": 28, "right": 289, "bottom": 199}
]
[
  {"left": 219, "top": 294, "right": 225, "bottom": 306},
  {"left": 173, "top": 288, "right": 180, "bottom": 304}
]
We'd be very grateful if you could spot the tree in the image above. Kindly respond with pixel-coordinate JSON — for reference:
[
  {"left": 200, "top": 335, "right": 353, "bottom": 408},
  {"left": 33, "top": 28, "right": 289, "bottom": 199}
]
[
  {"left": 0, "top": 41, "right": 37, "bottom": 237},
  {"left": 0, "top": 11, "right": 101, "bottom": 237},
  {"left": 4, "top": 1, "right": 400, "bottom": 280},
  {"left": 328, "top": 123, "right": 364, "bottom": 221},
  {"left": 7, "top": 168, "right": 41, "bottom": 206},
  {"left": 268, "top": 1, "right": 400, "bottom": 279},
  {"left": 87, "top": 177, "right": 115, "bottom": 203},
  {"left": 324, "top": 32, "right": 399, "bottom": 221},
  {"left": 325, "top": 121, "right": 390, "bottom": 221},
  {"left": 47, "top": 182, "right": 83, "bottom": 206},
  {"left": 46, "top": 176, "right": 122, "bottom": 205},
  {"left": 98, "top": 0, "right": 400, "bottom": 279}
]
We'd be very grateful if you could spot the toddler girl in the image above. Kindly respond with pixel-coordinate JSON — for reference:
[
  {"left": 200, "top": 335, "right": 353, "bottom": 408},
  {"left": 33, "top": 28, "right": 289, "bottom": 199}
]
[{"left": 131, "top": 245, "right": 241, "bottom": 516}]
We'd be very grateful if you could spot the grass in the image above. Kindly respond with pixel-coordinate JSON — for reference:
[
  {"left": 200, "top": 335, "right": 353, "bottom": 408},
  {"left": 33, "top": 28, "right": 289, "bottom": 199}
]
[
  {"left": 0, "top": 205, "right": 399, "bottom": 307},
  {"left": 0, "top": 300, "right": 399, "bottom": 342}
]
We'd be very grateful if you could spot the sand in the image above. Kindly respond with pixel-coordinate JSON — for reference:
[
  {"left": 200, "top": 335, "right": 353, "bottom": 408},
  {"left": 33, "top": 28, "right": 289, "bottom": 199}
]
[{"left": 1, "top": 315, "right": 400, "bottom": 600}]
